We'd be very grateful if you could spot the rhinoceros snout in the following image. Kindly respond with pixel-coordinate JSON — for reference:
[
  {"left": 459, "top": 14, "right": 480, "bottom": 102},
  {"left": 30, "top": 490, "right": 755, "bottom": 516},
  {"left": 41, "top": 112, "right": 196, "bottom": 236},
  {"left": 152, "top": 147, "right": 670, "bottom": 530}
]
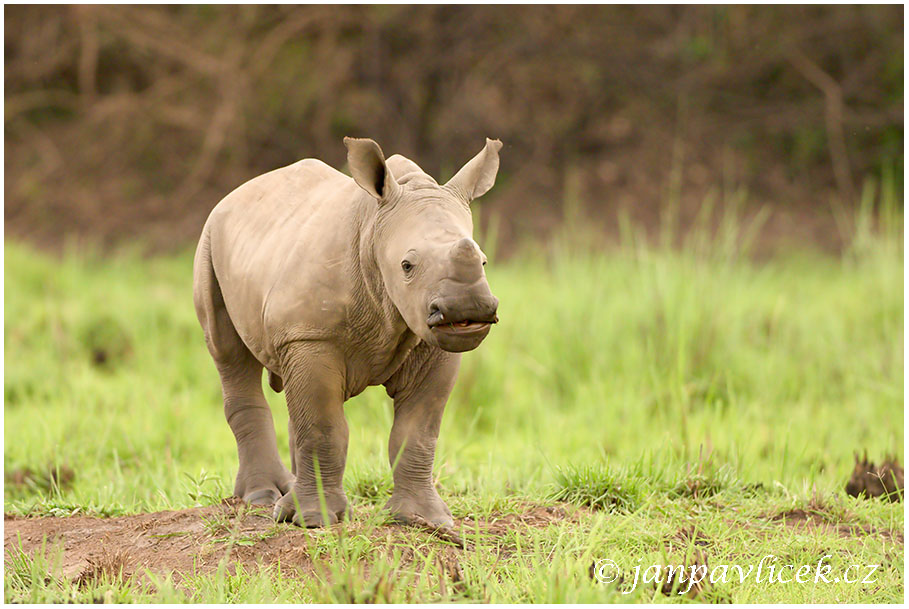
[
  {"left": 426, "top": 291, "right": 498, "bottom": 353},
  {"left": 427, "top": 294, "right": 498, "bottom": 328}
]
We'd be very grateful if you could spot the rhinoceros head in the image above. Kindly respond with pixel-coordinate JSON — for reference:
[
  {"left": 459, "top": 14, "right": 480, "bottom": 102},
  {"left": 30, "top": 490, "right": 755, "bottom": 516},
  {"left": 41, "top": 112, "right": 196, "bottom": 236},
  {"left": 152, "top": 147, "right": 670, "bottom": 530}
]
[{"left": 344, "top": 137, "right": 501, "bottom": 353}]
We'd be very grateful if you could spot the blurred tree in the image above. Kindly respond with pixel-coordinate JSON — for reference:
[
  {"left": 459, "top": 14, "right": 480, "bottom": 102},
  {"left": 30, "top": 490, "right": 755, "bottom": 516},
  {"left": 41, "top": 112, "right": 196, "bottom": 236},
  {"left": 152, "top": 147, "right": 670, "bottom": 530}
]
[{"left": 4, "top": 5, "right": 903, "bottom": 253}]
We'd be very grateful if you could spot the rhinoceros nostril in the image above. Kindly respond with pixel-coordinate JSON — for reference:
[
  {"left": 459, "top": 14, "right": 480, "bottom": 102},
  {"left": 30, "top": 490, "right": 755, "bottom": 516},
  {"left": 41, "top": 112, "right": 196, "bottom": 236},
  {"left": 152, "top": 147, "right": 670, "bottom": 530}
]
[{"left": 427, "top": 303, "right": 445, "bottom": 327}]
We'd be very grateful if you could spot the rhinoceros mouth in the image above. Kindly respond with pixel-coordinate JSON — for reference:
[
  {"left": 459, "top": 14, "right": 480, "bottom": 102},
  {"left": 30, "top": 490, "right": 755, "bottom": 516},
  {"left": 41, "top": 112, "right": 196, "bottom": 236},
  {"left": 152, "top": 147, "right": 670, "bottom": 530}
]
[
  {"left": 426, "top": 309, "right": 498, "bottom": 331},
  {"left": 427, "top": 313, "right": 497, "bottom": 352},
  {"left": 431, "top": 320, "right": 493, "bottom": 334}
]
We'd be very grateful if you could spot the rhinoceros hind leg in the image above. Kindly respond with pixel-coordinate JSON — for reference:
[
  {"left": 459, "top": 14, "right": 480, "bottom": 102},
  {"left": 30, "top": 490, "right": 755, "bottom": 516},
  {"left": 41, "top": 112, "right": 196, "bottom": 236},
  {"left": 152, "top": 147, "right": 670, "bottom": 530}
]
[
  {"left": 385, "top": 493, "right": 454, "bottom": 529},
  {"left": 194, "top": 237, "right": 293, "bottom": 506},
  {"left": 215, "top": 355, "right": 295, "bottom": 506}
]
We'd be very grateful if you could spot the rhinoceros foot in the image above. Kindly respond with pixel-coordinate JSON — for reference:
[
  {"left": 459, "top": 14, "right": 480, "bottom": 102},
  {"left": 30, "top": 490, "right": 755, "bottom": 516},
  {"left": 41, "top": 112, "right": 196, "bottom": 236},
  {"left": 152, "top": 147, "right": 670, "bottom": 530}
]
[
  {"left": 272, "top": 487, "right": 351, "bottom": 528},
  {"left": 385, "top": 489, "right": 454, "bottom": 529},
  {"left": 234, "top": 466, "right": 295, "bottom": 506}
]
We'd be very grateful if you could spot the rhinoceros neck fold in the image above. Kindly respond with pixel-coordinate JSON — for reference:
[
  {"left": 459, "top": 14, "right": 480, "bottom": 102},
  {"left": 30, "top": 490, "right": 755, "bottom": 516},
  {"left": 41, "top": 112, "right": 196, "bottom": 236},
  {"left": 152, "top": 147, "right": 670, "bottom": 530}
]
[{"left": 355, "top": 202, "right": 402, "bottom": 328}]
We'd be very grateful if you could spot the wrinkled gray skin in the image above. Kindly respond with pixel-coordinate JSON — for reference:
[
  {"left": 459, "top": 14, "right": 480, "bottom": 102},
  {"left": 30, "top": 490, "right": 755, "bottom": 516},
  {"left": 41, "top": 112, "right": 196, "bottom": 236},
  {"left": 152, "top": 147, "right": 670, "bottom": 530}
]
[{"left": 193, "top": 137, "right": 501, "bottom": 529}]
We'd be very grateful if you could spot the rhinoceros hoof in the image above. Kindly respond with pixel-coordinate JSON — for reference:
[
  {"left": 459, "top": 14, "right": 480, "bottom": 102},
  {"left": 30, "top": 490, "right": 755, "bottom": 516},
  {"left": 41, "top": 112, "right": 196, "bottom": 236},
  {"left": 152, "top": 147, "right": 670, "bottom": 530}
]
[
  {"left": 235, "top": 469, "right": 295, "bottom": 506},
  {"left": 385, "top": 492, "right": 454, "bottom": 530},
  {"left": 272, "top": 489, "right": 350, "bottom": 528},
  {"left": 243, "top": 488, "right": 283, "bottom": 505}
]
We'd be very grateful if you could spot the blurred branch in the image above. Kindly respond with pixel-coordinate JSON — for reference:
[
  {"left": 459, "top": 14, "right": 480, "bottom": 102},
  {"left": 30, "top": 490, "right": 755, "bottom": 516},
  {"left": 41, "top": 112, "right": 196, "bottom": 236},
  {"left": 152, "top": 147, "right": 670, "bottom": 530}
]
[
  {"left": 4, "top": 90, "right": 79, "bottom": 121},
  {"left": 173, "top": 44, "right": 246, "bottom": 204},
  {"left": 787, "top": 49, "right": 856, "bottom": 204},
  {"left": 4, "top": 14, "right": 76, "bottom": 83},
  {"left": 101, "top": 7, "right": 226, "bottom": 76},
  {"left": 249, "top": 13, "right": 321, "bottom": 76},
  {"left": 6, "top": 119, "right": 64, "bottom": 175},
  {"left": 3, "top": 5, "right": 901, "bottom": 253},
  {"left": 73, "top": 6, "right": 99, "bottom": 104}
]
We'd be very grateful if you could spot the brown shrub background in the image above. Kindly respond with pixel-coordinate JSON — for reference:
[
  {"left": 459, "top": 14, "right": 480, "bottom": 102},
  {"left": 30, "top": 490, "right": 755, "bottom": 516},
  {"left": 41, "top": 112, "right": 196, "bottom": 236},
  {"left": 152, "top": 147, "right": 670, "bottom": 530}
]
[{"left": 4, "top": 5, "right": 903, "bottom": 254}]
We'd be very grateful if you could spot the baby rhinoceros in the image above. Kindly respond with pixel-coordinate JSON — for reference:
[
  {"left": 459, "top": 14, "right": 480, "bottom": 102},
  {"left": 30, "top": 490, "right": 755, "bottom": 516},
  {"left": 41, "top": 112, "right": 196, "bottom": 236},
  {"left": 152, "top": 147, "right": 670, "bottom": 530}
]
[{"left": 193, "top": 137, "right": 502, "bottom": 529}]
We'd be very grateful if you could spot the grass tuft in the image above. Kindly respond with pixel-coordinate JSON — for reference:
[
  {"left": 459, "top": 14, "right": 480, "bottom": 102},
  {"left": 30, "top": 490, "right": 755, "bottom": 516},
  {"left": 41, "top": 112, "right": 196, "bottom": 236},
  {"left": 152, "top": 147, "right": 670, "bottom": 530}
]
[{"left": 550, "top": 462, "right": 649, "bottom": 513}]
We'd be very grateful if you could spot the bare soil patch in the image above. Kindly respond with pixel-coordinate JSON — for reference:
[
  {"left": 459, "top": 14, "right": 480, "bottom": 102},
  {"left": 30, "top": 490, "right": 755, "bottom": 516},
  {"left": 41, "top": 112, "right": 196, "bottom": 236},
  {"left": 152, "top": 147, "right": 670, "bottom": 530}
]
[
  {"left": 769, "top": 508, "right": 903, "bottom": 545},
  {"left": 4, "top": 499, "right": 577, "bottom": 584},
  {"left": 464, "top": 504, "right": 576, "bottom": 538}
]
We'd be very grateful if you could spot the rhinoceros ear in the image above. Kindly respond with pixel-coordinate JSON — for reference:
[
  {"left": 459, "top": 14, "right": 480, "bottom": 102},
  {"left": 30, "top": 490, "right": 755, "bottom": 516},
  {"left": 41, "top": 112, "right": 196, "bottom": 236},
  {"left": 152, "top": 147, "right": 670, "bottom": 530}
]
[
  {"left": 445, "top": 138, "right": 503, "bottom": 202},
  {"left": 344, "top": 137, "right": 399, "bottom": 202}
]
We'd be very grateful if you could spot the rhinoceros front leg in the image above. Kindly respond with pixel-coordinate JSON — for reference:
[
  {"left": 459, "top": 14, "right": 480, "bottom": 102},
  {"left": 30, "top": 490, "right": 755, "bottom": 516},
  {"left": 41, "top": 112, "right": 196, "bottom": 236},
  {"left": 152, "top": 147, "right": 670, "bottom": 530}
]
[
  {"left": 385, "top": 349, "right": 460, "bottom": 529},
  {"left": 273, "top": 342, "right": 351, "bottom": 527}
]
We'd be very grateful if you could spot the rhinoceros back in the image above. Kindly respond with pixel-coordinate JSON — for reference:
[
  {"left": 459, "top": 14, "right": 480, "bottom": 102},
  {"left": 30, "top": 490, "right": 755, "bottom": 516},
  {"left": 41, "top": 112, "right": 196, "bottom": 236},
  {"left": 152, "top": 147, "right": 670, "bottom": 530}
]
[{"left": 202, "top": 158, "right": 366, "bottom": 372}]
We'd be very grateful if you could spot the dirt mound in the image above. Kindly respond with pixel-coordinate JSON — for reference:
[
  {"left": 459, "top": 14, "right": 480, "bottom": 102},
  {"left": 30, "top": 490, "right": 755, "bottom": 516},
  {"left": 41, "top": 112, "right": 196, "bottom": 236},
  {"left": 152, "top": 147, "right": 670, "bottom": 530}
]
[
  {"left": 5, "top": 464, "right": 76, "bottom": 492},
  {"left": 4, "top": 499, "right": 577, "bottom": 584},
  {"left": 845, "top": 454, "right": 904, "bottom": 502}
]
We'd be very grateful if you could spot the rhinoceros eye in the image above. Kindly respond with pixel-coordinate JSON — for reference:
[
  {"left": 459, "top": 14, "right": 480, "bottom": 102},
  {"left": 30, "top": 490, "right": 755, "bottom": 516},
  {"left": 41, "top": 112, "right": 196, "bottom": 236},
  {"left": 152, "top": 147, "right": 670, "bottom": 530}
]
[{"left": 401, "top": 260, "right": 414, "bottom": 273}]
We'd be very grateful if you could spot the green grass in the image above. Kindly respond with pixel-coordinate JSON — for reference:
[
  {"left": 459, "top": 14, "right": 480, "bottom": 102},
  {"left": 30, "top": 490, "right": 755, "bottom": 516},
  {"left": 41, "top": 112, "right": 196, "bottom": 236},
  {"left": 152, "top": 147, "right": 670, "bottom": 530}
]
[{"left": 3, "top": 202, "right": 904, "bottom": 602}]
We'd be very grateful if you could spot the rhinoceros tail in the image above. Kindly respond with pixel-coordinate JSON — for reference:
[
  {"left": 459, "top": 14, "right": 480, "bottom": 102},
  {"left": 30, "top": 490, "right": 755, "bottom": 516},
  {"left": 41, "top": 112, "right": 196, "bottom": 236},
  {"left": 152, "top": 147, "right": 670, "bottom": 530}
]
[
  {"left": 268, "top": 371, "right": 284, "bottom": 393},
  {"left": 193, "top": 223, "right": 252, "bottom": 368}
]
